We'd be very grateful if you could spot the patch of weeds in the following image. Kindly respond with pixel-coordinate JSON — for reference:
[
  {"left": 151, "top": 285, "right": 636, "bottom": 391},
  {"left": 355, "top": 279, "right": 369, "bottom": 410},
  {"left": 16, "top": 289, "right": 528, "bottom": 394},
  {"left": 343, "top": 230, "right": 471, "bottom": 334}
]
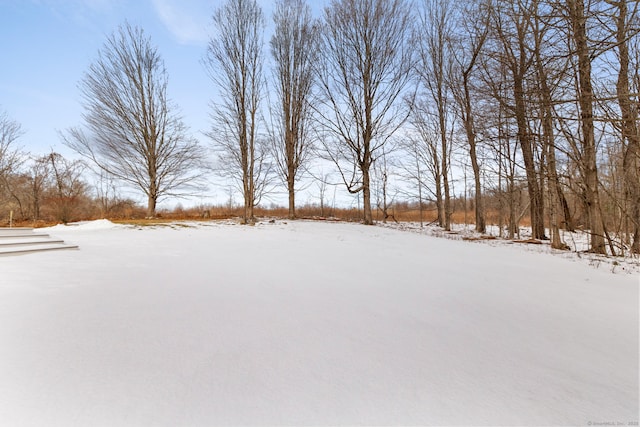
[{"left": 169, "top": 223, "right": 196, "bottom": 229}]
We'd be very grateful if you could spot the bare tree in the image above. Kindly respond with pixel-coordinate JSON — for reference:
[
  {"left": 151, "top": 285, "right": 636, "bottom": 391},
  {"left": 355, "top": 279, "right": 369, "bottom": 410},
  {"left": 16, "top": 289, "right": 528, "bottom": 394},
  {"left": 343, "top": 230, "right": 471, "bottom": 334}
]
[
  {"left": 416, "top": 0, "right": 456, "bottom": 231},
  {"left": 478, "top": 54, "right": 521, "bottom": 239},
  {"left": 373, "top": 146, "right": 398, "bottom": 223},
  {"left": 399, "top": 133, "right": 428, "bottom": 227},
  {"left": 316, "top": 0, "right": 415, "bottom": 225},
  {"left": 27, "top": 155, "right": 50, "bottom": 221},
  {"left": 611, "top": 0, "right": 640, "bottom": 253},
  {"left": 313, "top": 169, "right": 335, "bottom": 217},
  {"left": 270, "top": 0, "right": 318, "bottom": 219},
  {"left": 0, "top": 110, "right": 24, "bottom": 220},
  {"left": 45, "top": 152, "right": 89, "bottom": 224},
  {"left": 489, "top": 0, "right": 547, "bottom": 240},
  {"left": 562, "top": 0, "right": 607, "bottom": 253},
  {"left": 450, "top": 0, "right": 491, "bottom": 234},
  {"left": 408, "top": 100, "right": 445, "bottom": 224},
  {"left": 205, "top": 0, "right": 268, "bottom": 224},
  {"left": 93, "top": 170, "right": 127, "bottom": 218},
  {"left": 528, "top": 0, "right": 570, "bottom": 249},
  {"left": 0, "top": 110, "right": 23, "bottom": 187},
  {"left": 63, "top": 22, "right": 205, "bottom": 218}
]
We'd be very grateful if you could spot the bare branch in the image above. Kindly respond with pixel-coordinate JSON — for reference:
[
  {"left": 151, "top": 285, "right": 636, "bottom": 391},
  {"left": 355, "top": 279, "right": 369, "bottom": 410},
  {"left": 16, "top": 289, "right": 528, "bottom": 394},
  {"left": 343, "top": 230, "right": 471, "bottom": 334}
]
[{"left": 63, "top": 22, "right": 206, "bottom": 217}]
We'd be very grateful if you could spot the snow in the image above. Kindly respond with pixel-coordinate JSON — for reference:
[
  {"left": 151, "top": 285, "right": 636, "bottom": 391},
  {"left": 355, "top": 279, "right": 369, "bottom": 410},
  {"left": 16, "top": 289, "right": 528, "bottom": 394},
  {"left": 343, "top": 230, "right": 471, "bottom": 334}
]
[
  {"left": 381, "top": 221, "right": 640, "bottom": 273},
  {"left": 44, "top": 218, "right": 125, "bottom": 231},
  {"left": 0, "top": 219, "right": 637, "bottom": 426}
]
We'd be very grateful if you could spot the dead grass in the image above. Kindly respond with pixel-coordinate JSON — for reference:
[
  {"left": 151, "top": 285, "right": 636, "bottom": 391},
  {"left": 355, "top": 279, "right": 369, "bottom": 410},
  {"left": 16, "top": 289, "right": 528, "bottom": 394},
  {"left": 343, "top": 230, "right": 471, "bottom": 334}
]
[
  {"left": 3, "top": 219, "right": 61, "bottom": 229},
  {"left": 463, "top": 235, "right": 498, "bottom": 241},
  {"left": 5, "top": 203, "right": 533, "bottom": 230},
  {"left": 512, "top": 239, "right": 543, "bottom": 245}
]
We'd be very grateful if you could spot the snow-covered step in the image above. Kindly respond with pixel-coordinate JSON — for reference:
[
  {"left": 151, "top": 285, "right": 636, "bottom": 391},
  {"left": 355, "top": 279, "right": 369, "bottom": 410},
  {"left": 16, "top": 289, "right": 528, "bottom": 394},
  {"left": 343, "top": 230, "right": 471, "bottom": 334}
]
[
  {"left": 0, "top": 227, "right": 78, "bottom": 256},
  {"left": 0, "top": 232, "right": 49, "bottom": 242},
  {"left": 0, "top": 228, "right": 51, "bottom": 239},
  {"left": 0, "top": 233, "right": 51, "bottom": 240},
  {"left": 0, "top": 238, "right": 65, "bottom": 247},
  {"left": 0, "top": 227, "right": 34, "bottom": 236},
  {"left": 0, "top": 243, "right": 78, "bottom": 256}
]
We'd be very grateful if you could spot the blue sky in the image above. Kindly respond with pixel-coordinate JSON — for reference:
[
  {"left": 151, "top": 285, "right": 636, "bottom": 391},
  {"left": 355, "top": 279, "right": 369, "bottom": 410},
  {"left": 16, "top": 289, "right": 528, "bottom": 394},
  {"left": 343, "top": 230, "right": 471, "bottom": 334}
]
[
  {"left": 0, "top": 0, "right": 359, "bottom": 208},
  {"left": 0, "top": 0, "right": 325, "bottom": 158}
]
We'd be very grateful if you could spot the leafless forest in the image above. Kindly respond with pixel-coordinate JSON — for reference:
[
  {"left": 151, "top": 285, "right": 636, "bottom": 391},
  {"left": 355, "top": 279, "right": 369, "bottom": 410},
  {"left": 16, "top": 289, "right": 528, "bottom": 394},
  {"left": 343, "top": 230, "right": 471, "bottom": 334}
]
[{"left": 1, "top": 0, "right": 639, "bottom": 256}]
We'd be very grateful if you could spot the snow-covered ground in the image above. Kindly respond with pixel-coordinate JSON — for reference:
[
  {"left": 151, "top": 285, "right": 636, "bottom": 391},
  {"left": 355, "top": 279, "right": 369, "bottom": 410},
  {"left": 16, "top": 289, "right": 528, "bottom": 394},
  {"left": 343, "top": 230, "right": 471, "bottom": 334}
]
[
  {"left": 0, "top": 219, "right": 637, "bottom": 426},
  {"left": 379, "top": 221, "right": 640, "bottom": 275}
]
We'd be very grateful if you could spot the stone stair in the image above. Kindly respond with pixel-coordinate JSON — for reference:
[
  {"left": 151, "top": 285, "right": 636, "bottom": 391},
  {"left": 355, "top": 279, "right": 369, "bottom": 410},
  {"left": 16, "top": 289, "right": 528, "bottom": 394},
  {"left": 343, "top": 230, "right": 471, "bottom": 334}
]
[{"left": 0, "top": 228, "right": 78, "bottom": 256}]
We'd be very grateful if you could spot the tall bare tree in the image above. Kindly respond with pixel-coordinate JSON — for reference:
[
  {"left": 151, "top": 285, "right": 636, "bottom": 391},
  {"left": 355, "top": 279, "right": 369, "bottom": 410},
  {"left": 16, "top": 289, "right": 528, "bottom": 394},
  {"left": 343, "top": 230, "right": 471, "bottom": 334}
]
[
  {"left": 205, "top": 0, "right": 267, "bottom": 224},
  {"left": 63, "top": 23, "right": 204, "bottom": 218},
  {"left": 416, "top": 0, "right": 456, "bottom": 231},
  {"left": 316, "top": 0, "right": 415, "bottom": 225},
  {"left": 478, "top": 53, "right": 521, "bottom": 239},
  {"left": 400, "top": 133, "right": 427, "bottom": 227},
  {"left": 450, "top": 0, "right": 491, "bottom": 234},
  {"left": 564, "top": 0, "right": 607, "bottom": 253},
  {"left": 0, "top": 110, "right": 24, "bottom": 218},
  {"left": 0, "top": 110, "right": 23, "bottom": 180},
  {"left": 530, "top": 0, "right": 570, "bottom": 249},
  {"left": 490, "top": 0, "right": 547, "bottom": 240},
  {"left": 611, "top": 0, "right": 640, "bottom": 253},
  {"left": 270, "top": 0, "right": 318, "bottom": 219},
  {"left": 408, "top": 100, "right": 445, "bottom": 223}
]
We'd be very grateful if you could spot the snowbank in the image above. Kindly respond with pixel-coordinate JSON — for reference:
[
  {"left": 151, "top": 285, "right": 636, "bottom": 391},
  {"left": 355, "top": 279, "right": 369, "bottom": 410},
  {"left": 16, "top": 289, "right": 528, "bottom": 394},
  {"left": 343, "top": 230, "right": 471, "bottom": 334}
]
[{"left": 43, "top": 218, "right": 123, "bottom": 232}]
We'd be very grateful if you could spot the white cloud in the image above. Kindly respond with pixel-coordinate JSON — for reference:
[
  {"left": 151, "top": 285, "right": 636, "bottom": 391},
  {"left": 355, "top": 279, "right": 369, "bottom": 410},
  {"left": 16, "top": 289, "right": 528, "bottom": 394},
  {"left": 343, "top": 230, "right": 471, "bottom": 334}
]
[{"left": 151, "top": 0, "right": 210, "bottom": 45}]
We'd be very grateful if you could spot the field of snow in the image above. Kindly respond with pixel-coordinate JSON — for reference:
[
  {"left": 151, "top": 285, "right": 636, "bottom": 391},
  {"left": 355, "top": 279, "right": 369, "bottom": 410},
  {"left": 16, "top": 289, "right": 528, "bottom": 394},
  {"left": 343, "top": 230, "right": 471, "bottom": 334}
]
[{"left": 0, "top": 219, "right": 638, "bottom": 426}]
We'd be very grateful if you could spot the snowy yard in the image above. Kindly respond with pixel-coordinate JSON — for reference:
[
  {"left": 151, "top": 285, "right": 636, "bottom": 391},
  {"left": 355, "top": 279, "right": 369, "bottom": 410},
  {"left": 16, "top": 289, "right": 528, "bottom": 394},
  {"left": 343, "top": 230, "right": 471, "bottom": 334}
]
[{"left": 0, "top": 220, "right": 637, "bottom": 426}]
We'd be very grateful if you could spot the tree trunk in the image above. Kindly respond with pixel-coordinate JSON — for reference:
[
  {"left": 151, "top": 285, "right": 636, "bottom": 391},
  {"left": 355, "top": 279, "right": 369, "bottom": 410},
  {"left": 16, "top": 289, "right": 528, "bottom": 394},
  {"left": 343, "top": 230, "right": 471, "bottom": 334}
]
[
  {"left": 458, "top": 6, "right": 487, "bottom": 234},
  {"left": 287, "top": 171, "right": 296, "bottom": 219},
  {"left": 465, "top": 101, "right": 485, "bottom": 233},
  {"left": 147, "top": 194, "right": 157, "bottom": 218},
  {"left": 247, "top": 152, "right": 255, "bottom": 224},
  {"left": 508, "top": 180, "right": 517, "bottom": 239},
  {"left": 569, "top": 0, "right": 606, "bottom": 254},
  {"left": 546, "top": 140, "right": 566, "bottom": 249},
  {"left": 243, "top": 172, "right": 255, "bottom": 224},
  {"left": 614, "top": 0, "right": 640, "bottom": 253},
  {"left": 514, "top": 74, "right": 546, "bottom": 240},
  {"left": 557, "top": 180, "right": 574, "bottom": 231},
  {"left": 533, "top": 17, "right": 566, "bottom": 249},
  {"left": 362, "top": 140, "right": 373, "bottom": 225},
  {"left": 440, "top": 120, "right": 452, "bottom": 231},
  {"left": 33, "top": 194, "right": 40, "bottom": 221},
  {"left": 362, "top": 164, "right": 373, "bottom": 225},
  {"left": 147, "top": 155, "right": 158, "bottom": 218},
  {"left": 430, "top": 141, "right": 444, "bottom": 227},
  {"left": 435, "top": 171, "right": 444, "bottom": 227},
  {"left": 624, "top": 136, "right": 640, "bottom": 254}
]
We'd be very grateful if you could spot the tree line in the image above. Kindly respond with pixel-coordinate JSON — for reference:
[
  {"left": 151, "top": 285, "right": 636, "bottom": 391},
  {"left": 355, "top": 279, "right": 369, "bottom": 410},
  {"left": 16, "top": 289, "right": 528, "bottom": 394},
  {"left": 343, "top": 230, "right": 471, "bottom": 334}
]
[
  {"left": 1, "top": 0, "right": 638, "bottom": 256},
  {"left": 0, "top": 116, "right": 138, "bottom": 224}
]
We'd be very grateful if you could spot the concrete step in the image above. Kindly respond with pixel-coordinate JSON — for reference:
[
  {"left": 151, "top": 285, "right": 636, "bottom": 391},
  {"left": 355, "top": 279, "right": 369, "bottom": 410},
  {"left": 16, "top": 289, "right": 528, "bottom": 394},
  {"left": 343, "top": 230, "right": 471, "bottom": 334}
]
[
  {"left": 0, "top": 233, "right": 51, "bottom": 240},
  {"left": 0, "top": 243, "right": 79, "bottom": 256},
  {"left": 0, "top": 228, "right": 35, "bottom": 236},
  {"left": 0, "top": 239, "right": 65, "bottom": 247},
  {"left": 0, "top": 227, "right": 78, "bottom": 256}
]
